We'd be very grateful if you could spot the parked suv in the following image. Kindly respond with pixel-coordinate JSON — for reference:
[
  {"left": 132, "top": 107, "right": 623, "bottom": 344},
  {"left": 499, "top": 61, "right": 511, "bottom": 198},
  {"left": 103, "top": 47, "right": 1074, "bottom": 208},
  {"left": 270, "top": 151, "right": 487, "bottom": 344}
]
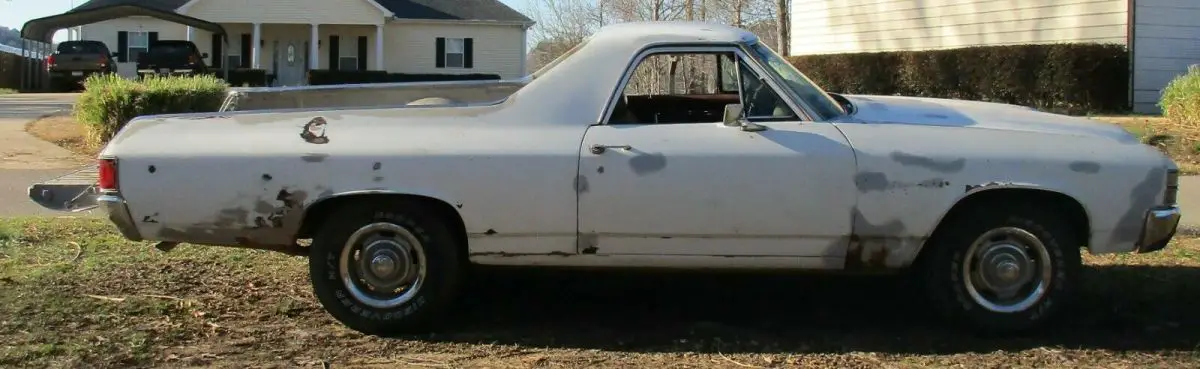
[
  {"left": 46, "top": 40, "right": 118, "bottom": 91},
  {"left": 136, "top": 40, "right": 209, "bottom": 78}
]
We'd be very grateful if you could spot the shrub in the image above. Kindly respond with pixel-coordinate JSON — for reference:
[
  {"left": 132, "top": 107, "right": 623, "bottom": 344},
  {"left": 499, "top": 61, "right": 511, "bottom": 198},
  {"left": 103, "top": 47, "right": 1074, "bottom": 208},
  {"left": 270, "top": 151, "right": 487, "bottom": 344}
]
[
  {"left": 788, "top": 43, "right": 1131, "bottom": 114},
  {"left": 74, "top": 73, "right": 228, "bottom": 146},
  {"left": 1160, "top": 66, "right": 1200, "bottom": 130}
]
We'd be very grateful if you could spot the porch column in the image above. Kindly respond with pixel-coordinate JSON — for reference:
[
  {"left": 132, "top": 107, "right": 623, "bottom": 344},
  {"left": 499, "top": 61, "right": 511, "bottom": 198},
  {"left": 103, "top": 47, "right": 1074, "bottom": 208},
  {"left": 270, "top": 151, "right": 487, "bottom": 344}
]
[
  {"left": 251, "top": 22, "right": 262, "bottom": 69},
  {"left": 310, "top": 23, "right": 320, "bottom": 69},
  {"left": 375, "top": 24, "right": 384, "bottom": 70}
]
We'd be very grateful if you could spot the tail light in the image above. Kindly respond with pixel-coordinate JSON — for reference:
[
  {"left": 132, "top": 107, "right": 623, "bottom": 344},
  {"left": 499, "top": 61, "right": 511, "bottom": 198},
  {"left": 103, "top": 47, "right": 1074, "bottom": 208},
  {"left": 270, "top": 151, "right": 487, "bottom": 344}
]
[
  {"left": 99, "top": 54, "right": 108, "bottom": 67},
  {"left": 188, "top": 54, "right": 198, "bottom": 64},
  {"left": 1164, "top": 168, "right": 1179, "bottom": 205},
  {"left": 46, "top": 54, "right": 55, "bottom": 70},
  {"left": 98, "top": 158, "right": 118, "bottom": 191}
]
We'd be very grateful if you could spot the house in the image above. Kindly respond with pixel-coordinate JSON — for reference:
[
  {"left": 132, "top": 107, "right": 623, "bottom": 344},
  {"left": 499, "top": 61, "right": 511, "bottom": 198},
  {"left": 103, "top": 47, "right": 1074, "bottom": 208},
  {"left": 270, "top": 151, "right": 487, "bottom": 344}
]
[
  {"left": 787, "top": 0, "right": 1200, "bottom": 114},
  {"left": 56, "top": 0, "right": 533, "bottom": 86}
]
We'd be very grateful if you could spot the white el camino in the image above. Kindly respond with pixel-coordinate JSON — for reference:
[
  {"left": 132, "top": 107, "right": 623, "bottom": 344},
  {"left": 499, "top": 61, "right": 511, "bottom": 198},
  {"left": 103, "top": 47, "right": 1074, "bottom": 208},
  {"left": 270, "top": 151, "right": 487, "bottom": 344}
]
[{"left": 29, "top": 21, "right": 1182, "bottom": 336}]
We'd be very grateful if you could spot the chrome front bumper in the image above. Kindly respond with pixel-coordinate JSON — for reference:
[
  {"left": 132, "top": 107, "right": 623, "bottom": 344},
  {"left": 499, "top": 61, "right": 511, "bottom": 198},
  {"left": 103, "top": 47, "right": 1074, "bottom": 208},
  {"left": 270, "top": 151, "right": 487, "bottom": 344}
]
[
  {"left": 97, "top": 192, "right": 144, "bottom": 242},
  {"left": 1136, "top": 205, "right": 1181, "bottom": 253}
]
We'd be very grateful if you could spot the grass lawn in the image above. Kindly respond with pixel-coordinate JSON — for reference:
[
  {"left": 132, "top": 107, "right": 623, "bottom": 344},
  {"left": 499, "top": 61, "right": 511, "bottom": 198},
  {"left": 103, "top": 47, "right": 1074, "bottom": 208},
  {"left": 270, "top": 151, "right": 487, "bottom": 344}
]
[
  {"left": 1091, "top": 115, "right": 1200, "bottom": 175},
  {"left": 0, "top": 88, "right": 16, "bottom": 95},
  {"left": 1, "top": 217, "right": 1199, "bottom": 368}
]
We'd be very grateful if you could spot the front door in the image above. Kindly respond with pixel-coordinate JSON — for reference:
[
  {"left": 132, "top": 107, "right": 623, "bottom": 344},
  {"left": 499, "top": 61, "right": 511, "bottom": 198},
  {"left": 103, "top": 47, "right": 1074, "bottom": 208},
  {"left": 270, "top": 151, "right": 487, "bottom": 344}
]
[
  {"left": 274, "top": 39, "right": 306, "bottom": 86},
  {"left": 576, "top": 47, "right": 859, "bottom": 258}
]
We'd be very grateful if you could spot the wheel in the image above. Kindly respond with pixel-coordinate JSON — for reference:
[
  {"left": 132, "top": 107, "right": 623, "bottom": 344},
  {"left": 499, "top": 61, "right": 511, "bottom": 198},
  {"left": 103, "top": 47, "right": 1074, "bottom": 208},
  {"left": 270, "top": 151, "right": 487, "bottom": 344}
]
[
  {"left": 308, "top": 199, "right": 464, "bottom": 336},
  {"left": 920, "top": 202, "right": 1082, "bottom": 334}
]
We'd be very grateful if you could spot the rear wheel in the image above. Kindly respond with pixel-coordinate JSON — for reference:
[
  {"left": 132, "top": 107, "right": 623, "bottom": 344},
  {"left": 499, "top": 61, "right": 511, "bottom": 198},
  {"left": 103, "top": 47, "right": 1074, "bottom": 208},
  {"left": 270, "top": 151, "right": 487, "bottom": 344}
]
[
  {"left": 920, "top": 202, "right": 1082, "bottom": 334},
  {"left": 308, "top": 199, "right": 463, "bottom": 336}
]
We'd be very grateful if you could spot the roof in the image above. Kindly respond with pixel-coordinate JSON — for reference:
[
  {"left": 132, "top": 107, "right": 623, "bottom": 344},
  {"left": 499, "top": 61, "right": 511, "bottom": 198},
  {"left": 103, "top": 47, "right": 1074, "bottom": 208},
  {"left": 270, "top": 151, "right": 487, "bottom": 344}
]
[
  {"left": 591, "top": 21, "right": 759, "bottom": 45},
  {"left": 22, "top": 2, "right": 225, "bottom": 42},
  {"left": 67, "top": 0, "right": 532, "bottom": 23}
]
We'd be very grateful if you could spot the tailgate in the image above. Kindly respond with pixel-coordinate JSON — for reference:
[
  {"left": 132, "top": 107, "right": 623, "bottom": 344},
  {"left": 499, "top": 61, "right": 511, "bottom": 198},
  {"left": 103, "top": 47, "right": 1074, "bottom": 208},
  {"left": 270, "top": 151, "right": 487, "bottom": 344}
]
[
  {"left": 27, "top": 164, "right": 101, "bottom": 212},
  {"left": 53, "top": 53, "right": 106, "bottom": 71}
]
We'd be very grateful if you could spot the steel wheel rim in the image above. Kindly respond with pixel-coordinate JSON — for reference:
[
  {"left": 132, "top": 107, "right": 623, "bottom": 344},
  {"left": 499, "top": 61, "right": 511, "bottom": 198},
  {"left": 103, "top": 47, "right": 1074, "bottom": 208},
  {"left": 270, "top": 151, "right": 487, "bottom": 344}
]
[
  {"left": 338, "top": 222, "right": 427, "bottom": 309},
  {"left": 961, "top": 226, "right": 1053, "bottom": 313}
]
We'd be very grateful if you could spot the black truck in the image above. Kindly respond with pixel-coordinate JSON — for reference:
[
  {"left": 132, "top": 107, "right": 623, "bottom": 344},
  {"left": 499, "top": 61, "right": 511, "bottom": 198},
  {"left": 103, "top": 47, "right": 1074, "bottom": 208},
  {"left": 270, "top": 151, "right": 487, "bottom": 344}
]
[
  {"left": 46, "top": 40, "right": 119, "bottom": 91},
  {"left": 135, "top": 40, "right": 210, "bottom": 78}
]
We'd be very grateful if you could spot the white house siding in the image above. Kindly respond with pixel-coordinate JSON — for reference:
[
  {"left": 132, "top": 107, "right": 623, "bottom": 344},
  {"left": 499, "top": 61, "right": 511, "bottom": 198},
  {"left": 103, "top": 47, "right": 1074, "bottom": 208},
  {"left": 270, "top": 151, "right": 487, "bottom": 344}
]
[
  {"left": 383, "top": 22, "right": 526, "bottom": 79},
  {"left": 789, "top": 0, "right": 1129, "bottom": 55},
  {"left": 1131, "top": 0, "right": 1200, "bottom": 113},
  {"left": 79, "top": 17, "right": 187, "bottom": 78},
  {"left": 181, "top": 0, "right": 385, "bottom": 25}
]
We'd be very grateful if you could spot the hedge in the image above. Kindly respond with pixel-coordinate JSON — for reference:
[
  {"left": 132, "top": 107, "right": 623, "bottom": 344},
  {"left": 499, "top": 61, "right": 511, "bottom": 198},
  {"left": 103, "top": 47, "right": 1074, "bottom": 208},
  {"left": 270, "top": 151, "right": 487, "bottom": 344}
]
[
  {"left": 1161, "top": 66, "right": 1200, "bottom": 128},
  {"left": 74, "top": 73, "right": 228, "bottom": 146},
  {"left": 788, "top": 43, "right": 1131, "bottom": 114},
  {"left": 307, "top": 70, "right": 502, "bottom": 85}
]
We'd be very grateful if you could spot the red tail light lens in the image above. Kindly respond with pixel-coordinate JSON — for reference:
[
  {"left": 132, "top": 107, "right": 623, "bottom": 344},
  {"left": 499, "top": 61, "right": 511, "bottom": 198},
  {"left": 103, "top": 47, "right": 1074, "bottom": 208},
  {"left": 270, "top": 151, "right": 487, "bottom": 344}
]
[
  {"left": 46, "top": 54, "right": 55, "bottom": 70},
  {"left": 189, "top": 54, "right": 197, "bottom": 64},
  {"left": 98, "top": 158, "right": 117, "bottom": 190}
]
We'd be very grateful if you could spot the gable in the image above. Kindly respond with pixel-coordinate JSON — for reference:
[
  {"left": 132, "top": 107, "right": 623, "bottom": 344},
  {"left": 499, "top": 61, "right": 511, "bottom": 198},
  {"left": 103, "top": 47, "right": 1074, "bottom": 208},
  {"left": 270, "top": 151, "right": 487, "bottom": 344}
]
[
  {"left": 376, "top": 0, "right": 532, "bottom": 23},
  {"left": 181, "top": 0, "right": 388, "bottom": 24}
]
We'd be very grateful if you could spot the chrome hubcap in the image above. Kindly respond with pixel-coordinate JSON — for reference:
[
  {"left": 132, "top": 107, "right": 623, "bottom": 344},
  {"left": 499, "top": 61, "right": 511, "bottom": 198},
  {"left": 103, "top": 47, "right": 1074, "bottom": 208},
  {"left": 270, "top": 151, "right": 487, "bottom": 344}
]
[
  {"left": 339, "top": 222, "right": 427, "bottom": 309},
  {"left": 963, "top": 227, "right": 1052, "bottom": 313}
]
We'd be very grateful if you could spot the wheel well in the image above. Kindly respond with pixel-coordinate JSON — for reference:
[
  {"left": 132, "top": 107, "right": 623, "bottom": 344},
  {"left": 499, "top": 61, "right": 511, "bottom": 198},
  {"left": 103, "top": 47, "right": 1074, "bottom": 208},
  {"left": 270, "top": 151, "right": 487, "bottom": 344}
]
[
  {"left": 925, "top": 188, "right": 1091, "bottom": 251},
  {"left": 296, "top": 193, "right": 468, "bottom": 261}
]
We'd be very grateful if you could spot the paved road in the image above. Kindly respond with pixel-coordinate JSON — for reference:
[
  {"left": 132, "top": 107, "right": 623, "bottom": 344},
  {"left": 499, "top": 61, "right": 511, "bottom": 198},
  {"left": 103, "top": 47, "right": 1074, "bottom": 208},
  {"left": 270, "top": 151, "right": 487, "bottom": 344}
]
[{"left": 0, "top": 93, "right": 97, "bottom": 217}]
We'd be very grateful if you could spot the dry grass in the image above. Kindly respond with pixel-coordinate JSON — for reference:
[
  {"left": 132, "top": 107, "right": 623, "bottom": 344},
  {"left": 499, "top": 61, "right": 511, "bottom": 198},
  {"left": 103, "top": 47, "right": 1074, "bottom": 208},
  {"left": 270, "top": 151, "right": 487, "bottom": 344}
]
[
  {"left": 0, "top": 88, "right": 16, "bottom": 95},
  {"left": 23, "top": 114, "right": 102, "bottom": 158},
  {"left": 1, "top": 217, "right": 1199, "bottom": 368},
  {"left": 1091, "top": 115, "right": 1200, "bottom": 175}
]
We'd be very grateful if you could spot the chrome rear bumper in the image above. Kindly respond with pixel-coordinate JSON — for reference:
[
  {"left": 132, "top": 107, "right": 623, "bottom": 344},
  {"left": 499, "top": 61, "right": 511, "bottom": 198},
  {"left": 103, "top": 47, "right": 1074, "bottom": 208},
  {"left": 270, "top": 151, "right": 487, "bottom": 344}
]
[
  {"left": 97, "top": 192, "right": 143, "bottom": 242},
  {"left": 1136, "top": 205, "right": 1181, "bottom": 253}
]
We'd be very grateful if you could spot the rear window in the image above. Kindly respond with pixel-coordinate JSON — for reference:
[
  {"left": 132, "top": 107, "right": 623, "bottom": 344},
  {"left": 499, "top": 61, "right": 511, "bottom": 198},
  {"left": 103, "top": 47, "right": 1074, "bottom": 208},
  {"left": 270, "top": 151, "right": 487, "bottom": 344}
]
[
  {"left": 150, "top": 43, "right": 195, "bottom": 56},
  {"left": 56, "top": 42, "right": 107, "bottom": 54}
]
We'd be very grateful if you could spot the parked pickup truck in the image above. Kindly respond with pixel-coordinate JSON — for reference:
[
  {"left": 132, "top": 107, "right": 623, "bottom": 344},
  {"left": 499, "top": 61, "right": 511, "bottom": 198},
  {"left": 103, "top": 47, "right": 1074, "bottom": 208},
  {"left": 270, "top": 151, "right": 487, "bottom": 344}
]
[
  {"left": 46, "top": 40, "right": 118, "bottom": 91},
  {"left": 29, "top": 21, "right": 1181, "bottom": 336},
  {"left": 136, "top": 40, "right": 209, "bottom": 78}
]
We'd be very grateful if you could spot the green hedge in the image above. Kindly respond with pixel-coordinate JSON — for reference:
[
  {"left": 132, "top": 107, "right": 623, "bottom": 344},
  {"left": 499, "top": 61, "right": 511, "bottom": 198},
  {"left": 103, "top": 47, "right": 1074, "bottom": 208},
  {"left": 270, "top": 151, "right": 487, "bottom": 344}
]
[
  {"left": 1161, "top": 66, "right": 1200, "bottom": 126},
  {"left": 74, "top": 73, "right": 228, "bottom": 146},
  {"left": 788, "top": 43, "right": 1131, "bottom": 114}
]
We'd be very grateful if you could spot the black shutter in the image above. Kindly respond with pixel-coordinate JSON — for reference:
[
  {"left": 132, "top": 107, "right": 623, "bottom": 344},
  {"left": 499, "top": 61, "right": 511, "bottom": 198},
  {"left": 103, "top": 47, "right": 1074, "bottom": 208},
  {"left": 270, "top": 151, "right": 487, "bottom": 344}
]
[
  {"left": 116, "top": 31, "right": 128, "bottom": 62},
  {"left": 148, "top": 32, "right": 159, "bottom": 47},
  {"left": 240, "top": 33, "right": 251, "bottom": 68},
  {"left": 329, "top": 35, "right": 340, "bottom": 71},
  {"left": 357, "top": 36, "right": 367, "bottom": 71},
  {"left": 463, "top": 38, "right": 473, "bottom": 68},
  {"left": 435, "top": 37, "right": 445, "bottom": 68},
  {"left": 211, "top": 34, "right": 222, "bottom": 68}
]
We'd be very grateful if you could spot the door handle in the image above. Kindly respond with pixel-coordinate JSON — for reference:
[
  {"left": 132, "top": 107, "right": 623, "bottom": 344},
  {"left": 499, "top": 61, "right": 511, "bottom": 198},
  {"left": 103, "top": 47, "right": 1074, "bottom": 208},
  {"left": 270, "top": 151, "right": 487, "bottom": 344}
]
[{"left": 590, "top": 144, "right": 632, "bottom": 155}]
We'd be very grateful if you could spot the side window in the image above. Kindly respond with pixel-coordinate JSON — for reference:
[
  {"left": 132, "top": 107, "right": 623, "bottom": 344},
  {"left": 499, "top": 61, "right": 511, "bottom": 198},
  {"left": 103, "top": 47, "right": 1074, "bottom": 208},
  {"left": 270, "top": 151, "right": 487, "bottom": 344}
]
[{"left": 606, "top": 50, "right": 796, "bottom": 125}]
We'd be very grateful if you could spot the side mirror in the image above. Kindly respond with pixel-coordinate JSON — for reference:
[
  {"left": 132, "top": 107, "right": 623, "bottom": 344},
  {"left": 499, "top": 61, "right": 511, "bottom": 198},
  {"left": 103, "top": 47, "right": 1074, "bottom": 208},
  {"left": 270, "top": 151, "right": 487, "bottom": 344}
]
[
  {"left": 723, "top": 103, "right": 767, "bottom": 132},
  {"left": 201, "top": 52, "right": 209, "bottom": 58},
  {"left": 110, "top": 52, "right": 119, "bottom": 58}
]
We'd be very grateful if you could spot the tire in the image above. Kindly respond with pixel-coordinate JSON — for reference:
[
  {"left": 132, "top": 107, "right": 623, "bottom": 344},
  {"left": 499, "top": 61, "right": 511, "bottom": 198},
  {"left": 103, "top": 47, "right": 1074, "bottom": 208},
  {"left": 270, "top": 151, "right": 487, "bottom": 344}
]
[
  {"left": 308, "top": 199, "right": 464, "bottom": 336},
  {"left": 920, "top": 201, "right": 1082, "bottom": 334}
]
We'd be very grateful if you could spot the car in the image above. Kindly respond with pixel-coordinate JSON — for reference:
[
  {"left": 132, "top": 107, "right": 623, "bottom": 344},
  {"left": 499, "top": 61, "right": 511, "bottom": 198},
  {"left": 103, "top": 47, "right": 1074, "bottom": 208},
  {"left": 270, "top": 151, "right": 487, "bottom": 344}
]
[
  {"left": 29, "top": 21, "right": 1181, "bottom": 337},
  {"left": 46, "top": 40, "right": 118, "bottom": 91},
  {"left": 135, "top": 40, "right": 209, "bottom": 78}
]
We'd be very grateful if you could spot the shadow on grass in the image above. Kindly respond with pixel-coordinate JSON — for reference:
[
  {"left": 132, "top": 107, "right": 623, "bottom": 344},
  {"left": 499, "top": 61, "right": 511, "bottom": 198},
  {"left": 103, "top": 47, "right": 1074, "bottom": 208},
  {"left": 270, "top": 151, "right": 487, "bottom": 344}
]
[{"left": 414, "top": 265, "right": 1200, "bottom": 355}]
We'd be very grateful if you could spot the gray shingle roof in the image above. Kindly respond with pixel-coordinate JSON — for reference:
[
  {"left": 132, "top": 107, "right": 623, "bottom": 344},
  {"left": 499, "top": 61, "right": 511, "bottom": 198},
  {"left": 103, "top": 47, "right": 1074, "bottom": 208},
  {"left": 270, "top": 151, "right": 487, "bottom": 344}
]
[{"left": 68, "top": 0, "right": 532, "bottom": 22}]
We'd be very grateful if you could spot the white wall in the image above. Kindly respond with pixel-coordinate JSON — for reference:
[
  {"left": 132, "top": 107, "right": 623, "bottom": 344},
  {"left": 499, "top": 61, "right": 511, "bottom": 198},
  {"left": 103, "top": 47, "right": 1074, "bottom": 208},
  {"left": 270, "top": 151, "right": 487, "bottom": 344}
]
[
  {"left": 789, "top": 0, "right": 1130, "bottom": 55},
  {"left": 1131, "top": 0, "right": 1200, "bottom": 113},
  {"left": 384, "top": 22, "right": 526, "bottom": 79}
]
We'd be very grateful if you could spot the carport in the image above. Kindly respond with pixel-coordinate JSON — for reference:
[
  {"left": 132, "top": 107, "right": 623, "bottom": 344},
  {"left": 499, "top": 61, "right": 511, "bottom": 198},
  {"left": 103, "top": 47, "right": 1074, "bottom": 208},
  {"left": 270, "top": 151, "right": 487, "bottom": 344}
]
[{"left": 19, "top": 2, "right": 230, "bottom": 91}]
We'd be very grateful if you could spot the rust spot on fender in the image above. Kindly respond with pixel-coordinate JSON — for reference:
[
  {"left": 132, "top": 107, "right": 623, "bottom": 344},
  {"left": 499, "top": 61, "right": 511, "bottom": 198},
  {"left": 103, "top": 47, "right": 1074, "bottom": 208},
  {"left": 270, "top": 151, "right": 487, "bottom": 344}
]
[
  {"left": 890, "top": 152, "right": 965, "bottom": 173},
  {"left": 301, "top": 153, "right": 329, "bottom": 162}
]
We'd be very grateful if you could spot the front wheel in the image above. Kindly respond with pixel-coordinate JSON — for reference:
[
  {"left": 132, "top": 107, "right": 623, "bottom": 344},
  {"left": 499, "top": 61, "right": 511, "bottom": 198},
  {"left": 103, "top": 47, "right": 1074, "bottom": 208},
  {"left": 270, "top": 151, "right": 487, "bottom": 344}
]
[
  {"left": 920, "top": 203, "right": 1082, "bottom": 334},
  {"left": 308, "top": 200, "right": 463, "bottom": 336}
]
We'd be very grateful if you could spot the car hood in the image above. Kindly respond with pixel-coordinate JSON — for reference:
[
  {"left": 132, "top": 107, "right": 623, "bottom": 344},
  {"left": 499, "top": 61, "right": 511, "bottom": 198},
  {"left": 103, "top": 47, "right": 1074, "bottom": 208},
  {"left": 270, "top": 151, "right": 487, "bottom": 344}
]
[{"left": 838, "top": 94, "right": 1140, "bottom": 144}]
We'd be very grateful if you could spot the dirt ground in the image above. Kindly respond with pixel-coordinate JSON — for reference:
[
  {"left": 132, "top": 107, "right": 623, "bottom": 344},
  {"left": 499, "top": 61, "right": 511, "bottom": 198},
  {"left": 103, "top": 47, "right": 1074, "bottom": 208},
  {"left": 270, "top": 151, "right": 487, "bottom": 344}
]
[
  {"left": 23, "top": 114, "right": 100, "bottom": 158},
  {"left": 1, "top": 217, "right": 1199, "bottom": 368}
]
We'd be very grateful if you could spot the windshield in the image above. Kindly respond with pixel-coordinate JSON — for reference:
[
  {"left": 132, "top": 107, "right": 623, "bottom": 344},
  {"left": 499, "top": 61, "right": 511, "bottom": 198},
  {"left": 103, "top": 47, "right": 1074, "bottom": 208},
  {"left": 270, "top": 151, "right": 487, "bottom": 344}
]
[
  {"left": 57, "top": 42, "right": 107, "bottom": 54},
  {"left": 746, "top": 41, "right": 846, "bottom": 119},
  {"left": 150, "top": 43, "right": 195, "bottom": 56}
]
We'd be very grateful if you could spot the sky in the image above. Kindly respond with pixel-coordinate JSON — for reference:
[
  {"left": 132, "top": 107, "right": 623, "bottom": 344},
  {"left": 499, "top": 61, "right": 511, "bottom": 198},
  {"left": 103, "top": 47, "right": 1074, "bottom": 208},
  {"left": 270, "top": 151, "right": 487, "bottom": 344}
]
[{"left": 0, "top": 0, "right": 532, "bottom": 43}]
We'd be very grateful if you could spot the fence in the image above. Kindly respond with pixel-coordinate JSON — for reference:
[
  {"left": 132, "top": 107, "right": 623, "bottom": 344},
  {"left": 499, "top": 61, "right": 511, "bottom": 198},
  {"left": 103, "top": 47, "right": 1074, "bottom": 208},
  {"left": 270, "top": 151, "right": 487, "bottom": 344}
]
[{"left": 0, "top": 40, "right": 52, "bottom": 92}]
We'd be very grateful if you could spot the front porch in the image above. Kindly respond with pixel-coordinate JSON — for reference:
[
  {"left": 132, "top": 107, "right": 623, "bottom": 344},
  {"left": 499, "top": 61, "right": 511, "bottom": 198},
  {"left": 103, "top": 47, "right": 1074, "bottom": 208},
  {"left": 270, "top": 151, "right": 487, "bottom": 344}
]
[{"left": 184, "top": 23, "right": 385, "bottom": 87}]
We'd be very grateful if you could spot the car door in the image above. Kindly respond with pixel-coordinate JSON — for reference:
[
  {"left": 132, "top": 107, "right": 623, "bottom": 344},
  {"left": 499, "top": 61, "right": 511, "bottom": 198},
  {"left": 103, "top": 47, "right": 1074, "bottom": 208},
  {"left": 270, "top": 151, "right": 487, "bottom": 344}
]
[{"left": 576, "top": 46, "right": 859, "bottom": 259}]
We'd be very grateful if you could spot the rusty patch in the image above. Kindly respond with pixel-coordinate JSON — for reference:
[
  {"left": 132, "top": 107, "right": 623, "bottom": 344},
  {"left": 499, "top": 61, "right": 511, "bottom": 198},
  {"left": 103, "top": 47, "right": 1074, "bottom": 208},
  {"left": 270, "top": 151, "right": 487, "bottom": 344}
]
[
  {"left": 629, "top": 152, "right": 667, "bottom": 175},
  {"left": 597, "top": 166, "right": 605, "bottom": 174},
  {"left": 456, "top": 203, "right": 463, "bottom": 209},
  {"left": 141, "top": 213, "right": 159, "bottom": 223},
  {"left": 373, "top": 162, "right": 382, "bottom": 170},
  {"left": 147, "top": 165, "right": 156, "bottom": 173},
  {"left": 300, "top": 116, "right": 330, "bottom": 144},
  {"left": 890, "top": 152, "right": 965, "bottom": 173},
  {"left": 1069, "top": 161, "right": 1101, "bottom": 174},
  {"left": 261, "top": 173, "right": 273, "bottom": 181},
  {"left": 844, "top": 208, "right": 924, "bottom": 270},
  {"left": 373, "top": 176, "right": 384, "bottom": 182},
  {"left": 301, "top": 153, "right": 329, "bottom": 162},
  {"left": 577, "top": 232, "right": 599, "bottom": 253},
  {"left": 484, "top": 229, "right": 498, "bottom": 235},
  {"left": 574, "top": 175, "right": 590, "bottom": 194},
  {"left": 964, "top": 181, "right": 1014, "bottom": 193}
]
